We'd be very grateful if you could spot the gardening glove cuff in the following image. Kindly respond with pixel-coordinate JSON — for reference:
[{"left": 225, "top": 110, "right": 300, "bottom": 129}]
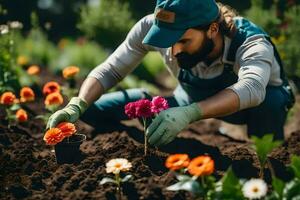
[
  {"left": 67, "top": 97, "right": 88, "bottom": 115},
  {"left": 64, "top": 97, "right": 88, "bottom": 122},
  {"left": 185, "top": 103, "right": 202, "bottom": 123}
]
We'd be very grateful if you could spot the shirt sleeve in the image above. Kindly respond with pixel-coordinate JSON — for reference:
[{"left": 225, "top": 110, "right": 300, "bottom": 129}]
[
  {"left": 227, "top": 36, "right": 273, "bottom": 110},
  {"left": 87, "top": 15, "right": 154, "bottom": 91}
]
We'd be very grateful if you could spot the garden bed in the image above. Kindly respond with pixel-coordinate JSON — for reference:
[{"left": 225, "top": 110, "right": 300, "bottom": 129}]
[
  {"left": 1, "top": 68, "right": 300, "bottom": 199},
  {"left": 1, "top": 103, "right": 300, "bottom": 199}
]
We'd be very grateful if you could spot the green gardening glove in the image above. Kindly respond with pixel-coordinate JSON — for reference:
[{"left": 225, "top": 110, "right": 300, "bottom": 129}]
[
  {"left": 46, "top": 97, "right": 88, "bottom": 129},
  {"left": 147, "top": 103, "right": 202, "bottom": 147}
]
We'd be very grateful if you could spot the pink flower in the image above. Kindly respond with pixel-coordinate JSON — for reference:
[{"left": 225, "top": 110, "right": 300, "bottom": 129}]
[
  {"left": 151, "top": 96, "right": 169, "bottom": 114},
  {"left": 135, "top": 99, "right": 153, "bottom": 118},
  {"left": 125, "top": 102, "right": 137, "bottom": 119}
]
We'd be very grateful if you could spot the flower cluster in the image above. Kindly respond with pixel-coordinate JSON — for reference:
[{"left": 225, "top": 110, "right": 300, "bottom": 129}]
[
  {"left": 124, "top": 96, "right": 169, "bottom": 119},
  {"left": 165, "top": 154, "right": 214, "bottom": 177},
  {"left": 0, "top": 87, "right": 36, "bottom": 125},
  {"left": 42, "top": 81, "right": 64, "bottom": 111},
  {"left": 43, "top": 122, "right": 76, "bottom": 145},
  {"left": 124, "top": 96, "right": 169, "bottom": 155}
]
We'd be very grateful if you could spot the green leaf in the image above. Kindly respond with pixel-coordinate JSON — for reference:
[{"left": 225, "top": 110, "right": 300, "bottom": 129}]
[
  {"left": 99, "top": 177, "right": 116, "bottom": 185},
  {"left": 272, "top": 176, "right": 285, "bottom": 198},
  {"left": 166, "top": 177, "right": 203, "bottom": 196},
  {"left": 176, "top": 174, "right": 192, "bottom": 181},
  {"left": 251, "top": 134, "right": 282, "bottom": 166},
  {"left": 10, "top": 104, "right": 21, "bottom": 111},
  {"left": 290, "top": 155, "right": 300, "bottom": 179},
  {"left": 213, "top": 167, "right": 244, "bottom": 200},
  {"left": 121, "top": 174, "right": 132, "bottom": 182},
  {"left": 283, "top": 178, "right": 300, "bottom": 200}
]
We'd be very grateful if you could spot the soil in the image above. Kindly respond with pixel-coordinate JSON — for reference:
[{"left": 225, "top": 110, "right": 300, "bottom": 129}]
[{"left": 1, "top": 68, "right": 300, "bottom": 199}]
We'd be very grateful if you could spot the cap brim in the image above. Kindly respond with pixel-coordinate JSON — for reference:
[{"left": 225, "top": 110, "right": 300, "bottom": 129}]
[{"left": 142, "top": 24, "right": 185, "bottom": 48}]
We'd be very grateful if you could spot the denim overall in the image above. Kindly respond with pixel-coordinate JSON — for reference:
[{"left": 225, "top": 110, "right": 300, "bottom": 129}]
[{"left": 80, "top": 18, "right": 294, "bottom": 140}]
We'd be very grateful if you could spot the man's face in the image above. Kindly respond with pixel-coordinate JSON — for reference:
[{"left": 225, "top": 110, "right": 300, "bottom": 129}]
[{"left": 172, "top": 28, "right": 215, "bottom": 69}]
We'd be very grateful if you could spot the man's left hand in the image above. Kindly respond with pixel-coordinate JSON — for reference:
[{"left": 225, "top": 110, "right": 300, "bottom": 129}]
[{"left": 147, "top": 103, "right": 202, "bottom": 146}]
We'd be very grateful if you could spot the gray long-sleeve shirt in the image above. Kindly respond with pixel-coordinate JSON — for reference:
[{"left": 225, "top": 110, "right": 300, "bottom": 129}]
[{"left": 88, "top": 14, "right": 283, "bottom": 110}]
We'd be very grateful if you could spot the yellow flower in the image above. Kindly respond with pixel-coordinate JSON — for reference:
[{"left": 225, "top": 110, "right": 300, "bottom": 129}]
[
  {"left": 17, "top": 55, "right": 29, "bottom": 66},
  {"left": 105, "top": 158, "right": 132, "bottom": 174},
  {"left": 271, "top": 35, "right": 286, "bottom": 45}
]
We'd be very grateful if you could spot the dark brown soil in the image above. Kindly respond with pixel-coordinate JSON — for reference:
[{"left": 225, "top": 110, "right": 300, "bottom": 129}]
[
  {"left": 1, "top": 68, "right": 300, "bottom": 199},
  {"left": 1, "top": 107, "right": 300, "bottom": 200}
]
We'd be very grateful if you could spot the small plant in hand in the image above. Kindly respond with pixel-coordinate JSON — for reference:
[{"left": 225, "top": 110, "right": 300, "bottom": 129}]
[
  {"left": 124, "top": 96, "right": 168, "bottom": 155},
  {"left": 61, "top": 66, "right": 80, "bottom": 100},
  {"left": 100, "top": 158, "right": 133, "bottom": 199}
]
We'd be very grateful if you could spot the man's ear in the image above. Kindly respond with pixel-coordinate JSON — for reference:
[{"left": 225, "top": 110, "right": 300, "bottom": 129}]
[{"left": 207, "top": 22, "right": 219, "bottom": 39}]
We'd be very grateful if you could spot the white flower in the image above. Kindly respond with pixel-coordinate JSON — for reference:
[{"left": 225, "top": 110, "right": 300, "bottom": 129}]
[
  {"left": 242, "top": 178, "right": 267, "bottom": 199},
  {"left": 9, "top": 21, "right": 23, "bottom": 29},
  {"left": 105, "top": 158, "right": 132, "bottom": 174},
  {"left": 0, "top": 25, "right": 9, "bottom": 35}
]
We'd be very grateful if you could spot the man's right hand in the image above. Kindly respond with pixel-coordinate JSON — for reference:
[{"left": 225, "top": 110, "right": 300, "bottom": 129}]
[{"left": 46, "top": 97, "right": 88, "bottom": 129}]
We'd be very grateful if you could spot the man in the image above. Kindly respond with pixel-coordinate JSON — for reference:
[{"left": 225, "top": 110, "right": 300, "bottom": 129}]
[{"left": 47, "top": 0, "right": 294, "bottom": 146}]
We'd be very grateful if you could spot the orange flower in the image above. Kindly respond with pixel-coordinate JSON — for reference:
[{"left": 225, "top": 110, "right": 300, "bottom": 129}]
[
  {"left": 20, "top": 87, "right": 35, "bottom": 102},
  {"left": 187, "top": 155, "right": 214, "bottom": 177},
  {"left": 44, "top": 92, "right": 63, "bottom": 106},
  {"left": 43, "top": 128, "right": 64, "bottom": 145},
  {"left": 62, "top": 66, "right": 80, "bottom": 79},
  {"left": 56, "top": 122, "right": 76, "bottom": 137},
  {"left": 16, "top": 109, "right": 28, "bottom": 122},
  {"left": 0, "top": 92, "right": 16, "bottom": 105},
  {"left": 165, "top": 154, "right": 190, "bottom": 171},
  {"left": 43, "top": 81, "right": 60, "bottom": 96},
  {"left": 27, "top": 65, "right": 40, "bottom": 75},
  {"left": 17, "top": 55, "right": 28, "bottom": 66}
]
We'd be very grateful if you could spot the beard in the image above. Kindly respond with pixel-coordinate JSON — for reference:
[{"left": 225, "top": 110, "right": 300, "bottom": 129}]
[{"left": 175, "top": 36, "right": 215, "bottom": 70}]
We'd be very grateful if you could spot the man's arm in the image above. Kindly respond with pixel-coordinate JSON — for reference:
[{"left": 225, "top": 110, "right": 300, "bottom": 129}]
[
  {"left": 78, "top": 77, "right": 104, "bottom": 106},
  {"left": 47, "top": 15, "right": 154, "bottom": 128},
  {"left": 198, "top": 88, "right": 239, "bottom": 119}
]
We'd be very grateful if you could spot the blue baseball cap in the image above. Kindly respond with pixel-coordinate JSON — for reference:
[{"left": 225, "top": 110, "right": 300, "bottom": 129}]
[{"left": 142, "top": 0, "right": 219, "bottom": 48}]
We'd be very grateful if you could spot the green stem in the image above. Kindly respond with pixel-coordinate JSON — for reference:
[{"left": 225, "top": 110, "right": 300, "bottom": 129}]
[
  {"left": 115, "top": 173, "right": 122, "bottom": 200},
  {"left": 267, "top": 158, "right": 276, "bottom": 178},
  {"left": 143, "top": 118, "right": 147, "bottom": 156},
  {"left": 259, "top": 161, "right": 265, "bottom": 179},
  {"left": 5, "top": 107, "right": 13, "bottom": 129}
]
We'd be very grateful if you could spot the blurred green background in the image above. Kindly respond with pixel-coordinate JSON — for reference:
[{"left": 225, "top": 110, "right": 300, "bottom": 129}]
[{"left": 1, "top": 0, "right": 300, "bottom": 95}]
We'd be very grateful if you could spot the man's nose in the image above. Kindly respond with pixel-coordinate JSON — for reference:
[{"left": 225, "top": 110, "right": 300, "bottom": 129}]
[{"left": 172, "top": 44, "right": 183, "bottom": 56}]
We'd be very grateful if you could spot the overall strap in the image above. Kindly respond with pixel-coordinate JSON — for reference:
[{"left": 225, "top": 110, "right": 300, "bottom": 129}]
[{"left": 227, "top": 17, "right": 294, "bottom": 108}]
